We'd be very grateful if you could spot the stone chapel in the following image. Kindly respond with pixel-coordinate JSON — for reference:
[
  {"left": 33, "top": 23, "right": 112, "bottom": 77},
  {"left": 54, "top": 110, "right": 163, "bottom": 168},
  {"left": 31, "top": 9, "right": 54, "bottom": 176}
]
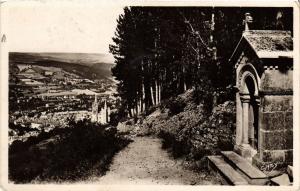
[
  {"left": 208, "top": 25, "right": 293, "bottom": 185},
  {"left": 231, "top": 30, "right": 293, "bottom": 168}
]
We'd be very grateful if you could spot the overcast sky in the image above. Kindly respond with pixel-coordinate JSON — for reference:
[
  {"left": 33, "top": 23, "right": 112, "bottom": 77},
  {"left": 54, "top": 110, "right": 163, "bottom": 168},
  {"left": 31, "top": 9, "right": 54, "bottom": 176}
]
[{"left": 4, "top": 0, "right": 124, "bottom": 61}]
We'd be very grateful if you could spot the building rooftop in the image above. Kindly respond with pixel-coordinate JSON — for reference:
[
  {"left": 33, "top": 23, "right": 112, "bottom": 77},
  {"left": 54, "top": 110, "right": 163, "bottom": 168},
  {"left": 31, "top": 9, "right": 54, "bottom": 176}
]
[
  {"left": 20, "top": 66, "right": 45, "bottom": 74},
  {"left": 71, "top": 89, "right": 98, "bottom": 95},
  {"left": 20, "top": 78, "right": 44, "bottom": 86},
  {"left": 38, "top": 89, "right": 98, "bottom": 97}
]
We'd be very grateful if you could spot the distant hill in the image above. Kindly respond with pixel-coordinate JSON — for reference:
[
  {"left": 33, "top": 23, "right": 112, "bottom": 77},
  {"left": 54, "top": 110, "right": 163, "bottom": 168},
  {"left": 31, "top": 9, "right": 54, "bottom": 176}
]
[
  {"left": 9, "top": 52, "right": 115, "bottom": 80},
  {"left": 27, "top": 52, "right": 114, "bottom": 66}
]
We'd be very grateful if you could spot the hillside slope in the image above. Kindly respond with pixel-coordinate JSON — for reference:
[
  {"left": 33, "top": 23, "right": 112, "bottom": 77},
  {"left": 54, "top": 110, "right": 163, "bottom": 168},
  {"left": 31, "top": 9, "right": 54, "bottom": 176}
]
[{"left": 9, "top": 52, "right": 115, "bottom": 80}]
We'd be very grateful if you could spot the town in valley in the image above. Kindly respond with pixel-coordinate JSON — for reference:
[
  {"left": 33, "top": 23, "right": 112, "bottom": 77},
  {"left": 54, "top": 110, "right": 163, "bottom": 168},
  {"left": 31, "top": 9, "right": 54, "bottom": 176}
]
[{"left": 9, "top": 52, "right": 118, "bottom": 143}]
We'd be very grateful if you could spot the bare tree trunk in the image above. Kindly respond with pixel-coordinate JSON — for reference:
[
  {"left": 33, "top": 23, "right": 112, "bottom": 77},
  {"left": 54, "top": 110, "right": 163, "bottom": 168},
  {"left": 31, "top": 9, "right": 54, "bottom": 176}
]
[
  {"left": 158, "top": 83, "right": 161, "bottom": 103},
  {"left": 137, "top": 100, "right": 139, "bottom": 115},
  {"left": 158, "top": 80, "right": 160, "bottom": 104},
  {"left": 139, "top": 97, "right": 142, "bottom": 113},
  {"left": 155, "top": 80, "right": 158, "bottom": 105},
  {"left": 130, "top": 108, "right": 134, "bottom": 117},
  {"left": 183, "top": 66, "right": 187, "bottom": 92},
  {"left": 137, "top": 101, "right": 140, "bottom": 115},
  {"left": 142, "top": 83, "right": 145, "bottom": 111},
  {"left": 150, "top": 84, "right": 155, "bottom": 106}
]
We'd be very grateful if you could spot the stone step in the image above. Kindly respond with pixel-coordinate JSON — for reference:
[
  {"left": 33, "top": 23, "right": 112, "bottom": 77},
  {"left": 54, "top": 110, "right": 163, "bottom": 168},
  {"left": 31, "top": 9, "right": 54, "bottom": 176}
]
[
  {"left": 221, "top": 151, "right": 268, "bottom": 185},
  {"left": 287, "top": 165, "right": 293, "bottom": 181},
  {"left": 271, "top": 173, "right": 292, "bottom": 186},
  {"left": 207, "top": 155, "right": 248, "bottom": 185}
]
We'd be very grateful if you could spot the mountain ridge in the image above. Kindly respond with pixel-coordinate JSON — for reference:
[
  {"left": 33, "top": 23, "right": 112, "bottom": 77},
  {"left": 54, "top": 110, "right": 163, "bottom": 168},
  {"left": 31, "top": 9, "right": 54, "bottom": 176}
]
[
  {"left": 9, "top": 52, "right": 115, "bottom": 80},
  {"left": 10, "top": 52, "right": 115, "bottom": 66}
]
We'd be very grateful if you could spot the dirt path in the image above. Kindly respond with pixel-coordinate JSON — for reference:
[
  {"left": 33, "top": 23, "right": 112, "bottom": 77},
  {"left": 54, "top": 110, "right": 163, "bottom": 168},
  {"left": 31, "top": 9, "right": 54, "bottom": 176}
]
[{"left": 94, "top": 136, "right": 217, "bottom": 185}]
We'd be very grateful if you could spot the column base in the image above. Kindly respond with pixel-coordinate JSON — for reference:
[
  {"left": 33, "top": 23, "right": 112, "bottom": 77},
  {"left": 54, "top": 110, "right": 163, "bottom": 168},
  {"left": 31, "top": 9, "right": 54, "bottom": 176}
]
[{"left": 234, "top": 144, "right": 257, "bottom": 161}]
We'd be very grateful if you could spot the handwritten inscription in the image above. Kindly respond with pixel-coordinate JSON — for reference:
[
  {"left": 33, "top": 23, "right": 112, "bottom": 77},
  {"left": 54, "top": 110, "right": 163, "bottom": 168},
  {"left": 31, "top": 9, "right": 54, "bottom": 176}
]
[{"left": 260, "top": 162, "right": 278, "bottom": 173}]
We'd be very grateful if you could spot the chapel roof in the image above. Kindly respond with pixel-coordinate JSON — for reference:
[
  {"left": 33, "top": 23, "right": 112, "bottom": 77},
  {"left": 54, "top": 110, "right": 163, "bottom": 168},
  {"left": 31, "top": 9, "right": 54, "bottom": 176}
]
[{"left": 230, "top": 30, "right": 293, "bottom": 62}]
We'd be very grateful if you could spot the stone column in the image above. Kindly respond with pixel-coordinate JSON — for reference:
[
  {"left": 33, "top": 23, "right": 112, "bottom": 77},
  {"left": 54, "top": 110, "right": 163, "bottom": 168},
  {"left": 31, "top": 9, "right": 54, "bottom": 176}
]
[
  {"left": 241, "top": 96, "right": 250, "bottom": 145},
  {"left": 255, "top": 97, "right": 261, "bottom": 152},
  {"left": 236, "top": 93, "right": 243, "bottom": 146},
  {"left": 248, "top": 103, "right": 255, "bottom": 147}
]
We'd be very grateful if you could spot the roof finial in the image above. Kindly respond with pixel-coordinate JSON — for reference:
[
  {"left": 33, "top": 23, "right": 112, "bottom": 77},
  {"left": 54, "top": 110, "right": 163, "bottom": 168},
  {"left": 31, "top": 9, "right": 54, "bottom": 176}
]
[{"left": 243, "top": 13, "right": 253, "bottom": 32}]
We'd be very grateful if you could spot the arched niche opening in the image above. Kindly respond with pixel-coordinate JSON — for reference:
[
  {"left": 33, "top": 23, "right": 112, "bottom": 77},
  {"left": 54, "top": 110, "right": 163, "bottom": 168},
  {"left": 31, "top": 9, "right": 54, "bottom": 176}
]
[
  {"left": 235, "top": 64, "right": 260, "bottom": 159},
  {"left": 244, "top": 76, "right": 259, "bottom": 150}
]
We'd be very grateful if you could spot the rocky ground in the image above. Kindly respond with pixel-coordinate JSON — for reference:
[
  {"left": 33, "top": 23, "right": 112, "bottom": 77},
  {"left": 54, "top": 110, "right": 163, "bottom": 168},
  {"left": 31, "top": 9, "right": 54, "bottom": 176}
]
[{"left": 85, "top": 136, "right": 220, "bottom": 185}]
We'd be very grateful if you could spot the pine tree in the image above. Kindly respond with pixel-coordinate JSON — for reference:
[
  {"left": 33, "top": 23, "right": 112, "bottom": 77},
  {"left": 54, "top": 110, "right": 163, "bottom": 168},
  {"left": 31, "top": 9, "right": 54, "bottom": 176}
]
[{"left": 109, "top": 7, "right": 293, "bottom": 117}]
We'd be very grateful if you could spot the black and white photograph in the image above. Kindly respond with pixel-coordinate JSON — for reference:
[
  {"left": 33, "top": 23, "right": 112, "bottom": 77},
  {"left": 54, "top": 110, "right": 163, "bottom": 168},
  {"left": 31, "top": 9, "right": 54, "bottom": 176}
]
[{"left": 0, "top": 0, "right": 299, "bottom": 190}]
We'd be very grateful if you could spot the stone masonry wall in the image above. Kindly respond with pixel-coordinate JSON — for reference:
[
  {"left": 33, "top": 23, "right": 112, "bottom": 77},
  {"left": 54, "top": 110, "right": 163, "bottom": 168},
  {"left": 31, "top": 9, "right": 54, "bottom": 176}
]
[
  {"left": 259, "top": 95, "right": 293, "bottom": 164},
  {"left": 260, "top": 66, "right": 293, "bottom": 93},
  {"left": 254, "top": 64, "right": 293, "bottom": 169}
]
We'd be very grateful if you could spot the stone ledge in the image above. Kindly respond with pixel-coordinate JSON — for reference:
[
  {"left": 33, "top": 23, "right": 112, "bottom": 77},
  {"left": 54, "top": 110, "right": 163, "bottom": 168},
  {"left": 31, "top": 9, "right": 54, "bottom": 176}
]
[{"left": 259, "top": 90, "right": 293, "bottom": 95}]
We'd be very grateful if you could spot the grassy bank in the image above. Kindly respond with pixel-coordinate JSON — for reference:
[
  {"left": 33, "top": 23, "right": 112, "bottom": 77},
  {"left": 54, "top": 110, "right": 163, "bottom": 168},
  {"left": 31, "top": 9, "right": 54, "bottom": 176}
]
[{"left": 9, "top": 119, "right": 131, "bottom": 183}]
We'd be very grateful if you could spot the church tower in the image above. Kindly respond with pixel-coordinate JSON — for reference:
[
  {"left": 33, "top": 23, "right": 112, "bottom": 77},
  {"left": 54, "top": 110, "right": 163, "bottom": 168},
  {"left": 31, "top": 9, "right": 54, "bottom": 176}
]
[{"left": 91, "top": 94, "right": 99, "bottom": 122}]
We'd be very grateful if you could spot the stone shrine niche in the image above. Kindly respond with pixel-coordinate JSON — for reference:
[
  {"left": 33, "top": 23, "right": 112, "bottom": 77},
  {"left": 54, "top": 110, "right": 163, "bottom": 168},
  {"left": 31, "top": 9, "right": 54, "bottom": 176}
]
[
  {"left": 235, "top": 57, "right": 260, "bottom": 160},
  {"left": 231, "top": 30, "right": 293, "bottom": 169}
]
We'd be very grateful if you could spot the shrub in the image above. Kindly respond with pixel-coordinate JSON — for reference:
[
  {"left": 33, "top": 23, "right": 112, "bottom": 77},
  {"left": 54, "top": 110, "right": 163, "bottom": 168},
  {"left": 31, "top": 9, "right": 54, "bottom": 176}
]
[
  {"left": 109, "top": 111, "right": 120, "bottom": 126},
  {"left": 165, "top": 97, "right": 186, "bottom": 115},
  {"left": 145, "top": 106, "right": 157, "bottom": 115},
  {"left": 9, "top": 120, "right": 131, "bottom": 183},
  {"left": 158, "top": 131, "right": 190, "bottom": 158},
  {"left": 9, "top": 123, "right": 39, "bottom": 136}
]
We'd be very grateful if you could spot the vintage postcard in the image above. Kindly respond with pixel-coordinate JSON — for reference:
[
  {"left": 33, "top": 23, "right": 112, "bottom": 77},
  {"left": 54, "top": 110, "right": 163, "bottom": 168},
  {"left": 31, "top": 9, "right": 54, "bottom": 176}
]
[{"left": 0, "top": 0, "right": 299, "bottom": 190}]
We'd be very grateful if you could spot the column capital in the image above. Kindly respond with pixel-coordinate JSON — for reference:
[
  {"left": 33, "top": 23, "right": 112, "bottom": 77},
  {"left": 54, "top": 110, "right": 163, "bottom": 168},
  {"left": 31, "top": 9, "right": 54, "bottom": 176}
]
[
  {"left": 240, "top": 95, "right": 251, "bottom": 102},
  {"left": 255, "top": 98, "right": 261, "bottom": 105}
]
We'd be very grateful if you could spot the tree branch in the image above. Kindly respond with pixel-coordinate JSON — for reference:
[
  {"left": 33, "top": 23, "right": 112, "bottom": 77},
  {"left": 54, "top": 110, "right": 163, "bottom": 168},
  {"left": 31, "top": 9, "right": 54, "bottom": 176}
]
[
  {"left": 179, "top": 11, "right": 213, "bottom": 51},
  {"left": 187, "top": 41, "right": 199, "bottom": 54}
]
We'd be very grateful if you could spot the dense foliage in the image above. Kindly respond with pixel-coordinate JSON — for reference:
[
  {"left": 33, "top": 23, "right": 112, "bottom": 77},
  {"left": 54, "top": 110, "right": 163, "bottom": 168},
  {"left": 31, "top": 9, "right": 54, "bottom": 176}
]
[
  {"left": 110, "top": 7, "right": 292, "bottom": 116},
  {"left": 9, "top": 120, "right": 131, "bottom": 183}
]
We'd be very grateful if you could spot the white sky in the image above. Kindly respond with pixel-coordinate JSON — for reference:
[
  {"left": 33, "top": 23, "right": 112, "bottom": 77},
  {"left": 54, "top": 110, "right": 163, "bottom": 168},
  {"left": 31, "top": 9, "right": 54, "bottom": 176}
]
[
  {"left": 4, "top": 0, "right": 124, "bottom": 57},
  {"left": 3, "top": 0, "right": 294, "bottom": 55}
]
